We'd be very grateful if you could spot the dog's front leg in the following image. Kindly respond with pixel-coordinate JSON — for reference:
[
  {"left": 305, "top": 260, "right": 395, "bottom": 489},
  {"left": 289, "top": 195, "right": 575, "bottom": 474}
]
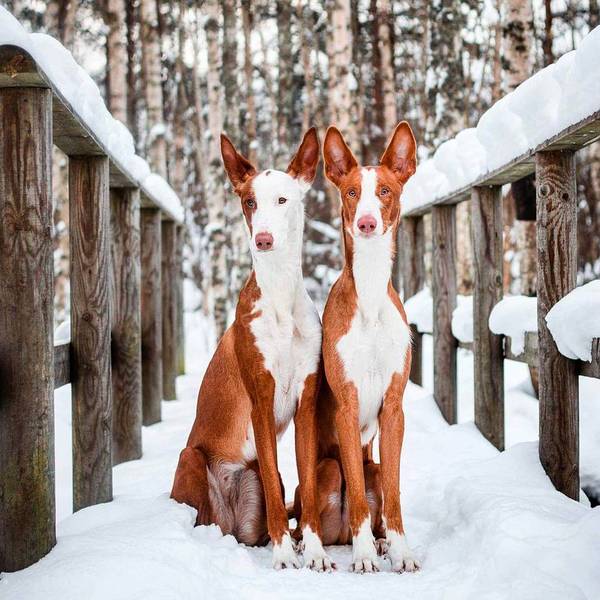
[
  {"left": 250, "top": 377, "right": 299, "bottom": 570},
  {"left": 335, "top": 386, "right": 378, "bottom": 573},
  {"left": 294, "top": 372, "right": 334, "bottom": 572},
  {"left": 378, "top": 370, "right": 420, "bottom": 573}
]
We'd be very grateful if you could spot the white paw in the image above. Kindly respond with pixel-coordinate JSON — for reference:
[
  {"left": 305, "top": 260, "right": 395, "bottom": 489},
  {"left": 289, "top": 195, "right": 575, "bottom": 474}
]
[
  {"left": 272, "top": 532, "right": 301, "bottom": 570},
  {"left": 300, "top": 525, "right": 335, "bottom": 572},
  {"left": 350, "top": 518, "right": 379, "bottom": 574},
  {"left": 386, "top": 531, "right": 421, "bottom": 573}
]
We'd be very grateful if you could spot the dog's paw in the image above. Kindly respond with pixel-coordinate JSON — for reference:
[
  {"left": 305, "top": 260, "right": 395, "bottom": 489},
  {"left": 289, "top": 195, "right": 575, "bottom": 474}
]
[
  {"left": 386, "top": 532, "right": 420, "bottom": 574},
  {"left": 272, "top": 532, "right": 301, "bottom": 570},
  {"left": 350, "top": 557, "right": 379, "bottom": 574},
  {"left": 300, "top": 526, "right": 335, "bottom": 572},
  {"left": 374, "top": 538, "right": 389, "bottom": 556}
]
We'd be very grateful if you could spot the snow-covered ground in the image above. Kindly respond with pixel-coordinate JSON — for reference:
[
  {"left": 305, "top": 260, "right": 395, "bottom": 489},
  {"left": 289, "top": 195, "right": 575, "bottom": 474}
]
[{"left": 1, "top": 312, "right": 600, "bottom": 599}]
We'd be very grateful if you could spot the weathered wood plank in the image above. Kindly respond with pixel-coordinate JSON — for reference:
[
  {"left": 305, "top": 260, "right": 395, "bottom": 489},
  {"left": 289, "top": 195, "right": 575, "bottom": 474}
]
[
  {"left": 161, "top": 221, "right": 178, "bottom": 401},
  {"left": 536, "top": 149, "right": 579, "bottom": 500},
  {"left": 176, "top": 224, "right": 186, "bottom": 376},
  {"left": 504, "top": 332, "right": 539, "bottom": 365},
  {"left": 580, "top": 339, "right": 600, "bottom": 379},
  {"left": 141, "top": 208, "right": 163, "bottom": 424},
  {"left": 70, "top": 155, "right": 113, "bottom": 511},
  {"left": 401, "top": 216, "right": 425, "bottom": 386},
  {"left": 471, "top": 186, "right": 504, "bottom": 450},
  {"left": 54, "top": 342, "right": 71, "bottom": 389},
  {"left": 432, "top": 205, "right": 458, "bottom": 424},
  {"left": 0, "top": 87, "right": 56, "bottom": 572},
  {"left": 110, "top": 188, "right": 143, "bottom": 465}
]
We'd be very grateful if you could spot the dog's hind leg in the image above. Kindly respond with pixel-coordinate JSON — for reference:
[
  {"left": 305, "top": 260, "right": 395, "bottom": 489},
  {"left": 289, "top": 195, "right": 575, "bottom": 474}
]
[
  {"left": 231, "top": 465, "right": 269, "bottom": 546},
  {"left": 171, "top": 446, "right": 213, "bottom": 526},
  {"left": 364, "top": 461, "right": 386, "bottom": 548},
  {"left": 316, "top": 458, "right": 344, "bottom": 545}
]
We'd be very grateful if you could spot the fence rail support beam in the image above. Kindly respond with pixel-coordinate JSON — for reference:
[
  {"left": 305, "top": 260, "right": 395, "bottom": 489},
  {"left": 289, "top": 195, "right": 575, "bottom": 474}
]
[
  {"left": 110, "top": 188, "right": 143, "bottom": 465},
  {"left": 161, "top": 220, "right": 178, "bottom": 401},
  {"left": 432, "top": 205, "right": 458, "bottom": 424},
  {"left": 536, "top": 149, "right": 579, "bottom": 500},
  {"left": 471, "top": 185, "right": 504, "bottom": 450},
  {"left": 0, "top": 87, "right": 56, "bottom": 572},
  {"left": 70, "top": 155, "right": 113, "bottom": 511},
  {"left": 141, "top": 208, "right": 163, "bottom": 424},
  {"left": 401, "top": 216, "right": 425, "bottom": 385}
]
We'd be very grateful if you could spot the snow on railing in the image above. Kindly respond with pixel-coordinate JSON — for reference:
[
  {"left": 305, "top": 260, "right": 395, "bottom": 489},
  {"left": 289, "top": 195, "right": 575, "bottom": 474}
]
[
  {"left": 0, "top": 6, "right": 183, "bottom": 222},
  {"left": 402, "top": 25, "right": 600, "bottom": 216},
  {"left": 398, "top": 25, "right": 600, "bottom": 503}
]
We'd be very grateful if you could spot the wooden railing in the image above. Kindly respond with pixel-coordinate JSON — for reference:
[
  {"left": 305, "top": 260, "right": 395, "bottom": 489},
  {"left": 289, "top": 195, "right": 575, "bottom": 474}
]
[
  {"left": 0, "top": 46, "right": 185, "bottom": 572},
  {"left": 401, "top": 109, "right": 600, "bottom": 503}
]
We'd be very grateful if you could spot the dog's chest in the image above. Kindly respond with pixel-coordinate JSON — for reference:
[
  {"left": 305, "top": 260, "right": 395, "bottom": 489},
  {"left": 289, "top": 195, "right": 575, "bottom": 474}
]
[
  {"left": 250, "top": 294, "right": 321, "bottom": 432},
  {"left": 336, "top": 297, "right": 410, "bottom": 444}
]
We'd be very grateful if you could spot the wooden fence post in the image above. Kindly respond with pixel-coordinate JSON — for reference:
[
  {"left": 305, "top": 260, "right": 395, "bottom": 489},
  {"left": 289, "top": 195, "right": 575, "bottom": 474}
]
[
  {"left": 432, "top": 205, "right": 457, "bottom": 424},
  {"left": 471, "top": 186, "right": 504, "bottom": 450},
  {"left": 401, "top": 216, "right": 425, "bottom": 385},
  {"left": 0, "top": 87, "right": 56, "bottom": 572},
  {"left": 110, "top": 188, "right": 142, "bottom": 465},
  {"left": 161, "top": 220, "right": 178, "bottom": 401},
  {"left": 70, "top": 155, "right": 112, "bottom": 511},
  {"left": 176, "top": 225, "right": 186, "bottom": 376},
  {"left": 536, "top": 150, "right": 579, "bottom": 500},
  {"left": 141, "top": 208, "right": 163, "bottom": 424}
]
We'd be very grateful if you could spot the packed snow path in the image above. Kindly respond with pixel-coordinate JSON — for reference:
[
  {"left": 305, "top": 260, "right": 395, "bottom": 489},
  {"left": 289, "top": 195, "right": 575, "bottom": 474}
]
[{"left": 1, "top": 313, "right": 599, "bottom": 600}]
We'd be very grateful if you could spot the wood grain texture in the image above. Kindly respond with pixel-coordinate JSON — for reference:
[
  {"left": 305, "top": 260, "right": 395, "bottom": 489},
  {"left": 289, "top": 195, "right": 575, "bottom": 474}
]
[
  {"left": 536, "top": 149, "right": 579, "bottom": 500},
  {"left": 70, "top": 155, "right": 113, "bottom": 511},
  {"left": 580, "top": 338, "right": 600, "bottom": 378},
  {"left": 176, "top": 225, "right": 186, "bottom": 376},
  {"left": 54, "top": 342, "right": 71, "bottom": 389},
  {"left": 432, "top": 205, "right": 458, "bottom": 424},
  {"left": 141, "top": 208, "right": 163, "bottom": 424},
  {"left": 471, "top": 186, "right": 505, "bottom": 450},
  {"left": 0, "top": 87, "right": 56, "bottom": 572},
  {"left": 110, "top": 188, "right": 142, "bottom": 465},
  {"left": 401, "top": 216, "right": 425, "bottom": 385},
  {"left": 161, "top": 221, "right": 178, "bottom": 401}
]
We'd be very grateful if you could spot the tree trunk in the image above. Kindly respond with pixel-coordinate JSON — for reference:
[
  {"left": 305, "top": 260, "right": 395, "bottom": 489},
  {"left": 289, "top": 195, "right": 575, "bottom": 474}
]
[
  {"left": 141, "top": 0, "right": 168, "bottom": 177},
  {"left": 205, "top": 0, "right": 229, "bottom": 338},
  {"left": 242, "top": 0, "right": 258, "bottom": 163},
  {"left": 276, "top": 0, "right": 294, "bottom": 164},
  {"left": 105, "top": 0, "right": 128, "bottom": 124}
]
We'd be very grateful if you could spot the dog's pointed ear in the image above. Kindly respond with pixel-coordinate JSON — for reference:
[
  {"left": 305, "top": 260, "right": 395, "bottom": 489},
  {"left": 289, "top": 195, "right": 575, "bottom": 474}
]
[
  {"left": 221, "top": 134, "right": 257, "bottom": 190},
  {"left": 380, "top": 121, "right": 417, "bottom": 183},
  {"left": 323, "top": 126, "right": 358, "bottom": 186},
  {"left": 287, "top": 127, "right": 320, "bottom": 190}
]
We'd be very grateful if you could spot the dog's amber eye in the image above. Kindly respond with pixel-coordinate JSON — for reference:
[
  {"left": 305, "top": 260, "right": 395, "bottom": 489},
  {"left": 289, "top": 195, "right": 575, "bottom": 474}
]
[
  {"left": 380, "top": 187, "right": 390, "bottom": 196},
  {"left": 278, "top": 197, "right": 287, "bottom": 205},
  {"left": 348, "top": 189, "right": 357, "bottom": 198},
  {"left": 246, "top": 199, "right": 256, "bottom": 209}
]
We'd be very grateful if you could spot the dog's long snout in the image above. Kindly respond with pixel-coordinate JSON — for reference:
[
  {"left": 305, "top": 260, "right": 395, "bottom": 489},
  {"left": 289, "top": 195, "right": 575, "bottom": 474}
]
[
  {"left": 255, "top": 232, "right": 274, "bottom": 251},
  {"left": 357, "top": 215, "right": 377, "bottom": 236}
]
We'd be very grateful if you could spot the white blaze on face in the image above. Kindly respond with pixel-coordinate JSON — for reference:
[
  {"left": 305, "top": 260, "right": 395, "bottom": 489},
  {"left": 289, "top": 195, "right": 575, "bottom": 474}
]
[
  {"left": 353, "top": 168, "right": 384, "bottom": 237},
  {"left": 249, "top": 169, "right": 305, "bottom": 253}
]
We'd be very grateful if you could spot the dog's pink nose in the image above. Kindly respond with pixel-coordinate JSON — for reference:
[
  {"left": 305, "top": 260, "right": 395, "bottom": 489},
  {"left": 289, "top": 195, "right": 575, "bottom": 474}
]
[
  {"left": 255, "top": 232, "right": 274, "bottom": 251},
  {"left": 357, "top": 215, "right": 377, "bottom": 235}
]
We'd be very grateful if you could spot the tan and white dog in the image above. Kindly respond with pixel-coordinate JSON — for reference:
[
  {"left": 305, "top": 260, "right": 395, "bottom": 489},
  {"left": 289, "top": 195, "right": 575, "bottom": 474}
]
[
  {"left": 171, "top": 128, "right": 333, "bottom": 571},
  {"left": 303, "top": 122, "right": 420, "bottom": 573}
]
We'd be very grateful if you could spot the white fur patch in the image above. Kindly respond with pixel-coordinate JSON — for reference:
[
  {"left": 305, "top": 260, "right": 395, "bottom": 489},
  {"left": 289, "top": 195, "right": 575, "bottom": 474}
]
[
  {"left": 352, "top": 168, "right": 384, "bottom": 236},
  {"left": 350, "top": 517, "right": 378, "bottom": 572},
  {"left": 272, "top": 531, "right": 300, "bottom": 570},
  {"left": 336, "top": 229, "right": 410, "bottom": 444},
  {"left": 301, "top": 525, "right": 333, "bottom": 572},
  {"left": 385, "top": 530, "right": 420, "bottom": 573}
]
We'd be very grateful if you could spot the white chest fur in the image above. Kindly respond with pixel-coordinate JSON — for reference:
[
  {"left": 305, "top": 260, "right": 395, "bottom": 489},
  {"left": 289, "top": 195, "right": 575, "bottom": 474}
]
[
  {"left": 243, "top": 279, "right": 321, "bottom": 462},
  {"left": 336, "top": 230, "right": 411, "bottom": 445}
]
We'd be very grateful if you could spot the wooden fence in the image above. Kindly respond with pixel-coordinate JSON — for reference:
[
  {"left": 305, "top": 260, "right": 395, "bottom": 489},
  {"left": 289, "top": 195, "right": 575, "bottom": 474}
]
[
  {"left": 401, "top": 108, "right": 600, "bottom": 503},
  {"left": 0, "top": 46, "right": 185, "bottom": 572}
]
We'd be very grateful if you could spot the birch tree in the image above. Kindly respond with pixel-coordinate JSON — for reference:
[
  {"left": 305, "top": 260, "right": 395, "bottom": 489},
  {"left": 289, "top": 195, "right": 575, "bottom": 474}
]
[
  {"left": 141, "top": 0, "right": 168, "bottom": 177},
  {"left": 104, "top": 0, "right": 128, "bottom": 124},
  {"left": 204, "top": 0, "right": 229, "bottom": 338}
]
